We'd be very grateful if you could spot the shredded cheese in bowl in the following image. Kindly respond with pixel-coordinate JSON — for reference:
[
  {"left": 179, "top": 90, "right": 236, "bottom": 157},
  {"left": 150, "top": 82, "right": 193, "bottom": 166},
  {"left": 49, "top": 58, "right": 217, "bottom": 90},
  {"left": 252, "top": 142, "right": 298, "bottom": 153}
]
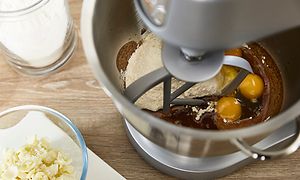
[{"left": 0, "top": 136, "right": 75, "bottom": 180}]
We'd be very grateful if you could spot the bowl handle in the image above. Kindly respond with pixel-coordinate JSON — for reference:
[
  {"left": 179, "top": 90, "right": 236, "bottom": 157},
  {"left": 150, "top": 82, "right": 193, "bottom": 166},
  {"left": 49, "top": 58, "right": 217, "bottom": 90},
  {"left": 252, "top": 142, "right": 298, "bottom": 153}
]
[{"left": 230, "top": 120, "right": 300, "bottom": 160}]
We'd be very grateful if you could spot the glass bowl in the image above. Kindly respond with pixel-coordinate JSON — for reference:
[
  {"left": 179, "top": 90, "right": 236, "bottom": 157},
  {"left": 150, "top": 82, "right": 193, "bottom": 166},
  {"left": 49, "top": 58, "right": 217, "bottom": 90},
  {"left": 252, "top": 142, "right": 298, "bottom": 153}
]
[{"left": 0, "top": 105, "right": 88, "bottom": 180}]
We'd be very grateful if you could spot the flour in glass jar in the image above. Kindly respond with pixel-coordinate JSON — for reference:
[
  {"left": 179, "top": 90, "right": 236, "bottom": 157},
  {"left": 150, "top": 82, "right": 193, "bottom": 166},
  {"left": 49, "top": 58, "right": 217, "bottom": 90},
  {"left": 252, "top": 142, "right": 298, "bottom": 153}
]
[{"left": 0, "top": 0, "right": 69, "bottom": 67}]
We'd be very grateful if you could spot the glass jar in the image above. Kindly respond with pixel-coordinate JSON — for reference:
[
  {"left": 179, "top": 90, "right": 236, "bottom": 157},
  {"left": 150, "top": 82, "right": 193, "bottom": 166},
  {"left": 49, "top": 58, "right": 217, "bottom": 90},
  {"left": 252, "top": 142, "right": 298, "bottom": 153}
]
[{"left": 0, "top": 0, "right": 77, "bottom": 75}]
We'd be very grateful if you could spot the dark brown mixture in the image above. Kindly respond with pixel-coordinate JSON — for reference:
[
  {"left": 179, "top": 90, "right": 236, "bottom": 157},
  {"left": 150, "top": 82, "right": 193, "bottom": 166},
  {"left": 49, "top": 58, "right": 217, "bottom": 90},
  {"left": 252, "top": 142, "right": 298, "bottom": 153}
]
[
  {"left": 144, "top": 96, "right": 219, "bottom": 129},
  {"left": 117, "top": 41, "right": 283, "bottom": 130}
]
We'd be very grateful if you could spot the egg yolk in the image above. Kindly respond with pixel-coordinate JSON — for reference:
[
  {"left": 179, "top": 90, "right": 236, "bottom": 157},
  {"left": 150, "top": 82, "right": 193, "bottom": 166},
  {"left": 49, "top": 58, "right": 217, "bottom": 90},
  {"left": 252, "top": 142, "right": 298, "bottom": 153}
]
[
  {"left": 239, "top": 74, "right": 264, "bottom": 101},
  {"left": 216, "top": 97, "right": 242, "bottom": 122},
  {"left": 222, "top": 65, "right": 238, "bottom": 84},
  {"left": 224, "top": 48, "right": 242, "bottom": 57}
]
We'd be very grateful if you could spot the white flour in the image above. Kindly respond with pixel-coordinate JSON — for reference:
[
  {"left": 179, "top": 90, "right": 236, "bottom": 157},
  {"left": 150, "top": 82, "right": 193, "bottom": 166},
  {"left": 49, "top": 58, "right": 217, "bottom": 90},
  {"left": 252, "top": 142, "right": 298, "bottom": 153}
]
[{"left": 0, "top": 0, "right": 69, "bottom": 67}]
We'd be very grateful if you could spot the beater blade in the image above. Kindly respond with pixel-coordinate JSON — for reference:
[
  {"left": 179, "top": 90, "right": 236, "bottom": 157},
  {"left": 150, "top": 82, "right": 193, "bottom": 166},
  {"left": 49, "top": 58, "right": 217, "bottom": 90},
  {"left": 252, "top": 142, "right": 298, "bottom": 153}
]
[{"left": 124, "top": 56, "right": 253, "bottom": 113}]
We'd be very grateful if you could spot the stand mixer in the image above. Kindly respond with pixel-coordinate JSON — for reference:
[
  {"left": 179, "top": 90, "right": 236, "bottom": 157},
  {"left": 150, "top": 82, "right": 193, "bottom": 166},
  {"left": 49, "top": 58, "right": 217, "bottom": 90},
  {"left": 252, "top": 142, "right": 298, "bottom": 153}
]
[{"left": 81, "top": 0, "right": 300, "bottom": 179}]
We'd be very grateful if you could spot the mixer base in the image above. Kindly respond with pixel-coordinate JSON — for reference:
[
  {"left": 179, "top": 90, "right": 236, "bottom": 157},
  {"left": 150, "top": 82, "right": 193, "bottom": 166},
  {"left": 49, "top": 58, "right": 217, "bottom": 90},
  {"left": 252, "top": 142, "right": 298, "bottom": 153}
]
[{"left": 124, "top": 120, "right": 298, "bottom": 179}]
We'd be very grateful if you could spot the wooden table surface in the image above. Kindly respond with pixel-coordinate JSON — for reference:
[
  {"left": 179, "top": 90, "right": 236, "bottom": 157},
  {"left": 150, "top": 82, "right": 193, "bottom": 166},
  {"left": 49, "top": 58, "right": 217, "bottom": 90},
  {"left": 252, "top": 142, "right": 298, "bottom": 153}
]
[{"left": 0, "top": 0, "right": 300, "bottom": 179}]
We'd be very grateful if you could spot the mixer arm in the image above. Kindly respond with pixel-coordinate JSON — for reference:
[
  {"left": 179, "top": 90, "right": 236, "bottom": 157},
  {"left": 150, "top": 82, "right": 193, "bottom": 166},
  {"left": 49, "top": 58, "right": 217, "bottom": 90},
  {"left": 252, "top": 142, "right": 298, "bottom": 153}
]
[
  {"left": 124, "top": 67, "right": 205, "bottom": 112},
  {"left": 124, "top": 67, "right": 171, "bottom": 103},
  {"left": 136, "top": 0, "right": 300, "bottom": 52}
]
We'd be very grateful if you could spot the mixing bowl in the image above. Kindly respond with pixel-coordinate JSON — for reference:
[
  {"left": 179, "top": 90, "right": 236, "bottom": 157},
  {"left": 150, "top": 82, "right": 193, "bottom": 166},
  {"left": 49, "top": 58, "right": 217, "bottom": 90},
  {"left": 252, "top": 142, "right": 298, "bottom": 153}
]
[
  {"left": 81, "top": 0, "right": 300, "bottom": 160},
  {"left": 0, "top": 105, "right": 88, "bottom": 180}
]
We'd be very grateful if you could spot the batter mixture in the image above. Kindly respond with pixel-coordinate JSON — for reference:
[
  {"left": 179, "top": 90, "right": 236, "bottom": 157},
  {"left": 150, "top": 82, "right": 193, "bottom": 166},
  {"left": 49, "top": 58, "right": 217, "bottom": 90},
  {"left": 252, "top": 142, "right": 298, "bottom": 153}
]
[{"left": 117, "top": 33, "right": 283, "bottom": 130}]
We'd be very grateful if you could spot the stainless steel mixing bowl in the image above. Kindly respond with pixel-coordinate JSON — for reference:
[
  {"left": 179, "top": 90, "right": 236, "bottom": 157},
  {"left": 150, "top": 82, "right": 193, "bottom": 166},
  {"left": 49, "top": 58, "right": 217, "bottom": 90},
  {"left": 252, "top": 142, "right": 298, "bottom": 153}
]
[{"left": 81, "top": 0, "right": 300, "bottom": 159}]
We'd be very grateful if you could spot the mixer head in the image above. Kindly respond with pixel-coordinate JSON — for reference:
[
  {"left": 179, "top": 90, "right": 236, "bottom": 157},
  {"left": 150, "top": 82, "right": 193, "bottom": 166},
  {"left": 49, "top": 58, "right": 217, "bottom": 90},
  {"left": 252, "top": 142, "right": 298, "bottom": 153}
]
[{"left": 134, "top": 0, "right": 300, "bottom": 82}]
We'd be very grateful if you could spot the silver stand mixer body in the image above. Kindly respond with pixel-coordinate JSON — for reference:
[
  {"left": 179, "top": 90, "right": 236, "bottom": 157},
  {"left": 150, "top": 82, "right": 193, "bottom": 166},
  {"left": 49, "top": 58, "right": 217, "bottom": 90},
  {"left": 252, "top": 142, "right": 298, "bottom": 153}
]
[
  {"left": 81, "top": 0, "right": 300, "bottom": 178},
  {"left": 136, "top": 0, "right": 300, "bottom": 52}
]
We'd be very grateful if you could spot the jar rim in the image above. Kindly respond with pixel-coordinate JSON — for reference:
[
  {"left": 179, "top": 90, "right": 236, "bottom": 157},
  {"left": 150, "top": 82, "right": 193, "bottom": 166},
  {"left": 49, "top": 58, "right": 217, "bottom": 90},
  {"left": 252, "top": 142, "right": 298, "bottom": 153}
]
[{"left": 0, "top": 0, "right": 49, "bottom": 18}]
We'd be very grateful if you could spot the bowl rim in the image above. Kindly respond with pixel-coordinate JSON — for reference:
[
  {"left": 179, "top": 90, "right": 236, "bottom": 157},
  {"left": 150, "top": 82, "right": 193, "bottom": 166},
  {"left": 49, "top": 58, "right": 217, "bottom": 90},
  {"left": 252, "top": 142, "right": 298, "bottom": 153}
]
[
  {"left": 0, "top": 105, "right": 88, "bottom": 180},
  {"left": 81, "top": 0, "right": 300, "bottom": 140}
]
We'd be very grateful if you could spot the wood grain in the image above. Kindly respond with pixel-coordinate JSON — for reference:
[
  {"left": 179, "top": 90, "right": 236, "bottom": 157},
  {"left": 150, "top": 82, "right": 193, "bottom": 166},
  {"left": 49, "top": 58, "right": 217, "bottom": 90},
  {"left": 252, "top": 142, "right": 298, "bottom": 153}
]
[{"left": 0, "top": 0, "right": 299, "bottom": 179}]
